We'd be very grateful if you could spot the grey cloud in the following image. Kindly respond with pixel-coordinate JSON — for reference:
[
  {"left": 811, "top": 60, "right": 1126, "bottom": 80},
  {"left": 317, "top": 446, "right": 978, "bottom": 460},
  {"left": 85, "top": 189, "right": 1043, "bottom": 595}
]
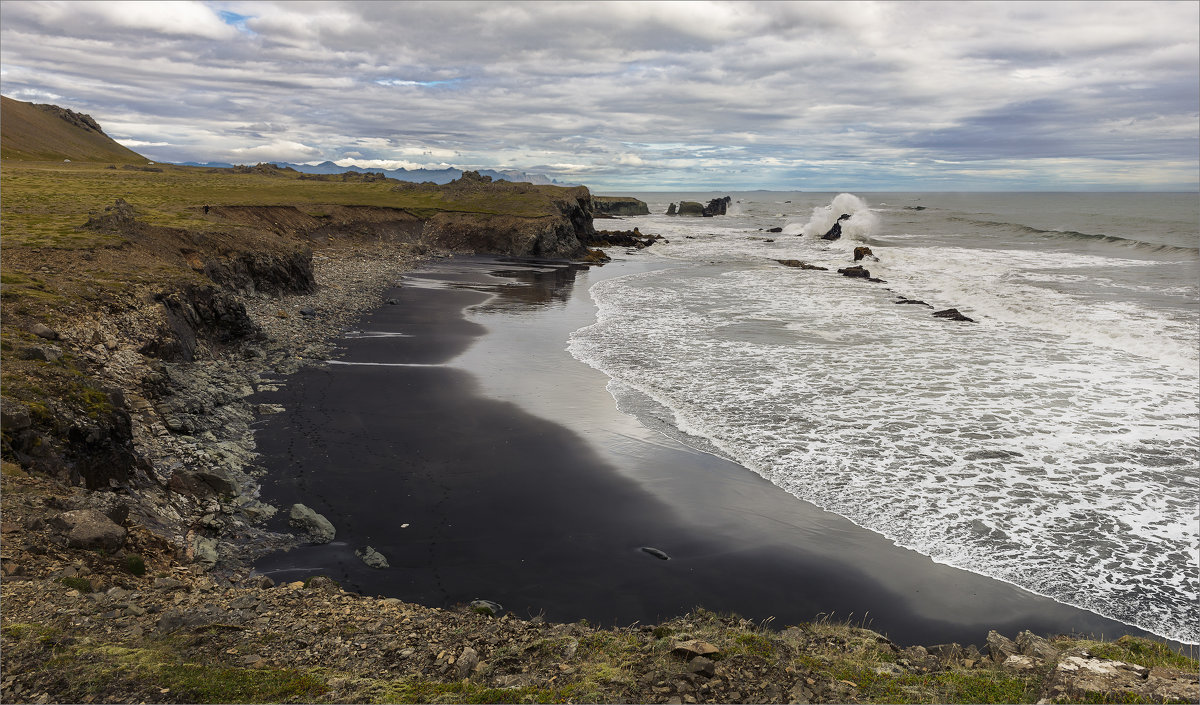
[{"left": 1, "top": 1, "right": 1195, "bottom": 189}]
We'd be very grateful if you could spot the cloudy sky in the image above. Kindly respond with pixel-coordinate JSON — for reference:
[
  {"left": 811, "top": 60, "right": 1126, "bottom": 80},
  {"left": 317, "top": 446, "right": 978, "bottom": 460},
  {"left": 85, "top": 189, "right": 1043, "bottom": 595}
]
[{"left": 2, "top": 1, "right": 1197, "bottom": 190}]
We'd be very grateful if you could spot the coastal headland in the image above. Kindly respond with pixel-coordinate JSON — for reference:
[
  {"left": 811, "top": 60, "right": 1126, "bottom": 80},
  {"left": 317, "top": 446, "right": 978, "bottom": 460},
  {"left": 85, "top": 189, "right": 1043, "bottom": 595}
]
[{"left": 1, "top": 98, "right": 1196, "bottom": 704}]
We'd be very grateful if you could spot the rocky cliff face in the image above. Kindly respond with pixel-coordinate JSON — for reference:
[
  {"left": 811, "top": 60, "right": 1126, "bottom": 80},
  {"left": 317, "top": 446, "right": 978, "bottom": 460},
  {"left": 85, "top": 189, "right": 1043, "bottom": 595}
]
[
  {"left": 422, "top": 179, "right": 595, "bottom": 258},
  {"left": 2, "top": 176, "right": 601, "bottom": 501}
]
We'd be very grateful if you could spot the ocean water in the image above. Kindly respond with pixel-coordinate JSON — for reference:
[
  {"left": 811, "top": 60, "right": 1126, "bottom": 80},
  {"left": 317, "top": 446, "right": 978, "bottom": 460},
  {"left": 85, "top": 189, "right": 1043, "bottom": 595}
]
[{"left": 569, "top": 191, "right": 1200, "bottom": 644}]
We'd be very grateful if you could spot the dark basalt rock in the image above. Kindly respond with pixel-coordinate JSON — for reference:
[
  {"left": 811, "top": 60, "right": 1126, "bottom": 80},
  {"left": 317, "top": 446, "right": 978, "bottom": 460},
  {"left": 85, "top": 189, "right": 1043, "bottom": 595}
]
[
  {"left": 896, "top": 297, "right": 931, "bottom": 306},
  {"left": 676, "top": 201, "right": 705, "bottom": 216},
  {"left": 587, "top": 228, "right": 660, "bottom": 249},
  {"left": 933, "top": 308, "right": 975, "bottom": 322},
  {"left": 202, "top": 249, "right": 316, "bottom": 296},
  {"left": 703, "top": 196, "right": 732, "bottom": 216},
  {"left": 641, "top": 546, "right": 670, "bottom": 560},
  {"left": 837, "top": 265, "right": 871, "bottom": 278},
  {"left": 82, "top": 198, "right": 137, "bottom": 231},
  {"left": 592, "top": 196, "right": 650, "bottom": 216},
  {"left": 766, "top": 226, "right": 783, "bottom": 233},
  {"left": 777, "top": 259, "right": 828, "bottom": 271},
  {"left": 853, "top": 246, "right": 875, "bottom": 261},
  {"left": 821, "top": 213, "right": 852, "bottom": 241},
  {"left": 140, "top": 285, "right": 260, "bottom": 362},
  {"left": 666, "top": 202, "right": 677, "bottom": 216}
]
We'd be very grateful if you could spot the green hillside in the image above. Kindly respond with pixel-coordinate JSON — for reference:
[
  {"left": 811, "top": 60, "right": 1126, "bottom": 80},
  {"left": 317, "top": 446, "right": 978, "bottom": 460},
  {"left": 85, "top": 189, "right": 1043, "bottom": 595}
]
[{"left": 0, "top": 95, "right": 147, "bottom": 163}]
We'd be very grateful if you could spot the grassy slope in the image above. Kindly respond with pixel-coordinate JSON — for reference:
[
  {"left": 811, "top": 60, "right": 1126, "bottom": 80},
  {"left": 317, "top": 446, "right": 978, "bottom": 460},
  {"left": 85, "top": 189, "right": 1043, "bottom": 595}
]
[
  {"left": 0, "top": 96, "right": 147, "bottom": 163},
  {"left": 0, "top": 160, "right": 586, "bottom": 421},
  {"left": 1, "top": 161, "right": 577, "bottom": 248}
]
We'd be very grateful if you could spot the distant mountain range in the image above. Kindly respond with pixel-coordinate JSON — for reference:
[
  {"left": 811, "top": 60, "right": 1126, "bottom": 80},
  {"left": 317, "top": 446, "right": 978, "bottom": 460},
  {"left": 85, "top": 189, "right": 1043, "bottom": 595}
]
[{"left": 175, "top": 160, "right": 576, "bottom": 186}]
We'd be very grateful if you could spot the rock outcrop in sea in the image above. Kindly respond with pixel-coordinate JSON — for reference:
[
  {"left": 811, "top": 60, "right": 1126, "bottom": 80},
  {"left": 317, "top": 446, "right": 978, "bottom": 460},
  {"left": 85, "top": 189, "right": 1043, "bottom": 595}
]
[
  {"left": 667, "top": 196, "right": 732, "bottom": 217},
  {"left": 592, "top": 195, "right": 650, "bottom": 216}
]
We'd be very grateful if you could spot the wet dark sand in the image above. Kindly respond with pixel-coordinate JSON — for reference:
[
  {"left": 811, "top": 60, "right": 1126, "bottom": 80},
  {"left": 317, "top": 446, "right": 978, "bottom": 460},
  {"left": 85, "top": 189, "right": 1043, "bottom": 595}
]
[{"left": 252, "top": 255, "right": 1152, "bottom": 647}]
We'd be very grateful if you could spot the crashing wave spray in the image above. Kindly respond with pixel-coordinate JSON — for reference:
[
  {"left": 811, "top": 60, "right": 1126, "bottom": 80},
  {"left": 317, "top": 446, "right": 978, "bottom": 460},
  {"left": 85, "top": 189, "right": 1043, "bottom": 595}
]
[{"left": 794, "top": 193, "right": 878, "bottom": 239}]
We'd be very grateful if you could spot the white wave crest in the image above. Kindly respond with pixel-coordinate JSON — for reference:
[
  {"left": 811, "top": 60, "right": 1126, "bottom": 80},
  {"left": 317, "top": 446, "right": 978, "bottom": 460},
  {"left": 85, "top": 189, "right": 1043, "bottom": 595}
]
[{"left": 798, "top": 193, "right": 878, "bottom": 239}]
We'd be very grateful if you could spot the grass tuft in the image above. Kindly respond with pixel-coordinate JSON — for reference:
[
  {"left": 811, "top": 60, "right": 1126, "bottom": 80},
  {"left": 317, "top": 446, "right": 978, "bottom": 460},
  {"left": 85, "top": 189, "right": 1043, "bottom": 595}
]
[{"left": 58, "top": 576, "right": 93, "bottom": 593}]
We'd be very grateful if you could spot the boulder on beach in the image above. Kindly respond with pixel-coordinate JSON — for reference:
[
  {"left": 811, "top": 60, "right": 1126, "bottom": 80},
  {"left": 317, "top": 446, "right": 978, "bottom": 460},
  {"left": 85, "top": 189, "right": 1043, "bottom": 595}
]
[
  {"left": 356, "top": 545, "right": 390, "bottom": 569},
  {"left": 288, "top": 503, "right": 336, "bottom": 543},
  {"left": 470, "top": 599, "right": 505, "bottom": 617}
]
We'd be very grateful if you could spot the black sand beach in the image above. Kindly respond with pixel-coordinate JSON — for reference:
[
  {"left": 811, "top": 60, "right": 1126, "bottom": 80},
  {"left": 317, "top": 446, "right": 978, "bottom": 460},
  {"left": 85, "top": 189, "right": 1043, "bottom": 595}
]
[{"left": 252, "top": 255, "right": 1149, "bottom": 647}]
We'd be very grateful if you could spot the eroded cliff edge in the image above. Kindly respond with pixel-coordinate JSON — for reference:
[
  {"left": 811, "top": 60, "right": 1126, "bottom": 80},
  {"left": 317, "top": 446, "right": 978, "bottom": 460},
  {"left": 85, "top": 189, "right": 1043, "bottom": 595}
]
[{"left": 1, "top": 164, "right": 600, "bottom": 573}]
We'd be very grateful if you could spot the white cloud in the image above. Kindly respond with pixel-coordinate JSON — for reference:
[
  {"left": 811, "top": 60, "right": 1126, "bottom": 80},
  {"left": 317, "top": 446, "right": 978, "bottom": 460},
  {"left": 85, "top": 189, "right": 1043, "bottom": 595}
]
[
  {"left": 16, "top": 0, "right": 237, "bottom": 40},
  {"left": 0, "top": 1, "right": 1194, "bottom": 189},
  {"left": 116, "top": 139, "right": 172, "bottom": 147},
  {"left": 228, "top": 139, "right": 321, "bottom": 162},
  {"left": 330, "top": 157, "right": 451, "bottom": 170}
]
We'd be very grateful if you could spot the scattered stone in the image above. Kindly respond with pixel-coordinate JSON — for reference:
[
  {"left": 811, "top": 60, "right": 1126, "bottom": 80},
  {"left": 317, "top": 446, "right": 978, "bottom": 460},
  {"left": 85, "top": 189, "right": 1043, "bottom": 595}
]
[
  {"left": 288, "top": 503, "right": 336, "bottom": 543},
  {"left": 688, "top": 656, "right": 716, "bottom": 678},
  {"left": 0, "top": 399, "right": 32, "bottom": 431},
  {"left": 298, "top": 306, "right": 317, "bottom": 317},
  {"left": 837, "top": 265, "right": 871, "bottom": 279},
  {"left": 194, "top": 469, "right": 236, "bottom": 496},
  {"left": 672, "top": 640, "right": 720, "bottom": 660},
  {"left": 305, "top": 575, "right": 339, "bottom": 593},
  {"left": 456, "top": 646, "right": 479, "bottom": 678},
  {"left": 356, "top": 545, "right": 390, "bottom": 569},
  {"left": 1016, "top": 630, "right": 1058, "bottom": 661},
  {"left": 29, "top": 323, "right": 59, "bottom": 340},
  {"left": 470, "top": 599, "right": 504, "bottom": 617},
  {"left": 48, "top": 509, "right": 126, "bottom": 551},
  {"left": 986, "top": 630, "right": 1019, "bottom": 662},
  {"left": 640, "top": 546, "right": 670, "bottom": 560},
  {"left": 926, "top": 643, "right": 964, "bottom": 662},
  {"left": 766, "top": 227, "right": 783, "bottom": 233},
  {"left": 1040, "top": 650, "right": 1199, "bottom": 703},
  {"left": 895, "top": 297, "right": 930, "bottom": 306},
  {"left": 18, "top": 345, "right": 63, "bottom": 363},
  {"left": 192, "top": 536, "right": 219, "bottom": 568}
]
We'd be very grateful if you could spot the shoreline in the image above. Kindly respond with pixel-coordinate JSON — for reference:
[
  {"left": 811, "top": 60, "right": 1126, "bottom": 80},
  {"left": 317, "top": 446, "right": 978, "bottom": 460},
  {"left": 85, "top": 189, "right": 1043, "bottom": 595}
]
[
  {"left": 248, "top": 252, "right": 1160, "bottom": 648},
  {"left": 3, "top": 244, "right": 1196, "bottom": 704}
]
